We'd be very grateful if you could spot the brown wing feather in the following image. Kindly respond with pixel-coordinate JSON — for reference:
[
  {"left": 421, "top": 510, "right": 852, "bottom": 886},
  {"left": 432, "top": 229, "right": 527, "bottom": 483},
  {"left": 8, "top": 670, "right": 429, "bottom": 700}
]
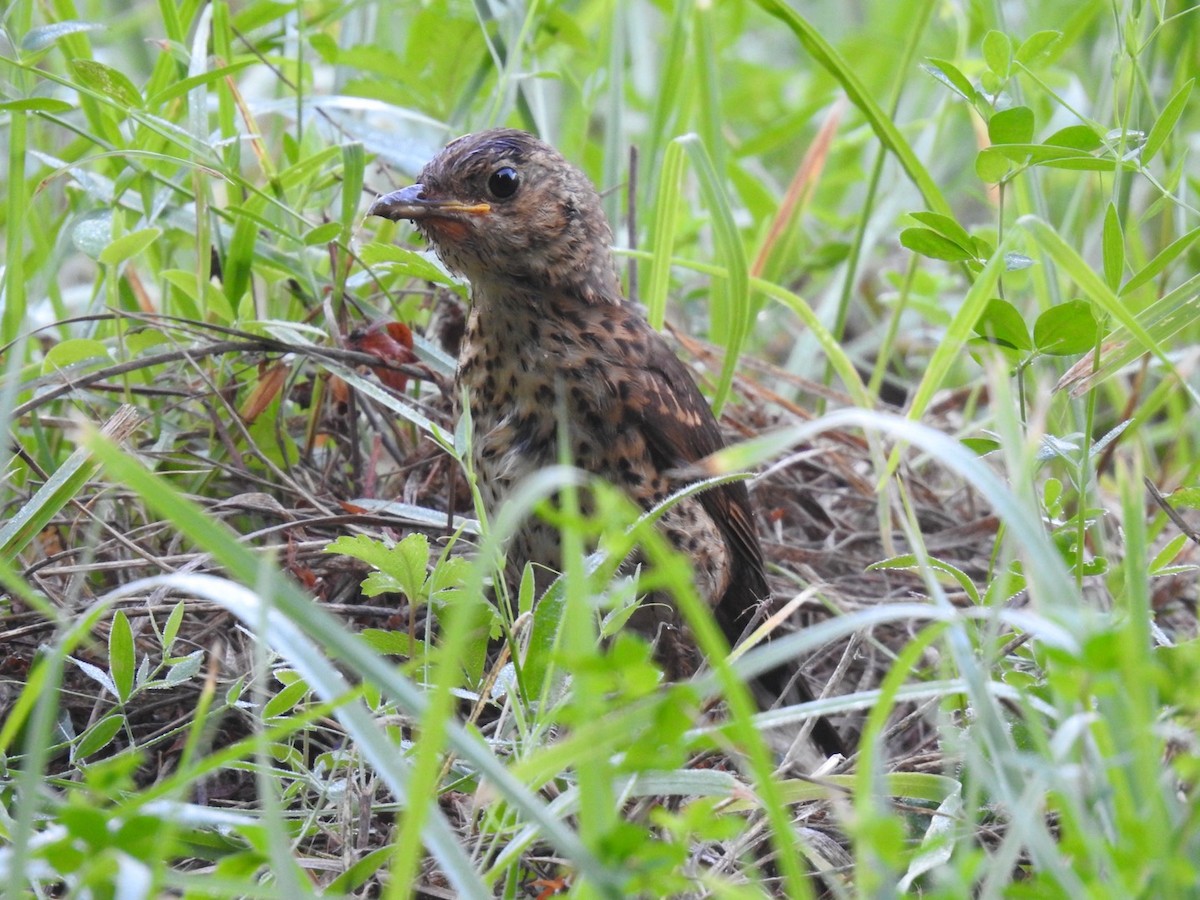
[
  {"left": 630, "top": 338, "right": 770, "bottom": 619},
  {"left": 623, "top": 325, "right": 846, "bottom": 756}
]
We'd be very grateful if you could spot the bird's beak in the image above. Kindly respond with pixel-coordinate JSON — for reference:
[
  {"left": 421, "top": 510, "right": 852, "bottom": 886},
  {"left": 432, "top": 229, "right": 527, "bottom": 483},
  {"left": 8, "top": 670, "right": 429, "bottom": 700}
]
[{"left": 368, "top": 184, "right": 491, "bottom": 221}]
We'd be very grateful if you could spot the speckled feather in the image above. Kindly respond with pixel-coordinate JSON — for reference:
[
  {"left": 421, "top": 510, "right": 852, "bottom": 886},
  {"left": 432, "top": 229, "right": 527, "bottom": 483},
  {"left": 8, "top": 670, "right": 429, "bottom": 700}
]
[{"left": 370, "top": 128, "right": 842, "bottom": 755}]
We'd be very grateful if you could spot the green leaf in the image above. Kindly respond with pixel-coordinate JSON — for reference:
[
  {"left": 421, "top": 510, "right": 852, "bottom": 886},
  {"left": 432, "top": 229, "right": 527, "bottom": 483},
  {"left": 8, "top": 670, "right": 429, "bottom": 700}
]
[
  {"left": 165, "top": 652, "right": 203, "bottom": 685},
  {"left": 0, "top": 98, "right": 75, "bottom": 113},
  {"left": 516, "top": 561, "right": 537, "bottom": 618},
  {"left": 988, "top": 106, "right": 1034, "bottom": 145},
  {"left": 1015, "top": 30, "right": 1061, "bottom": 67},
  {"left": 966, "top": 336, "right": 1020, "bottom": 367},
  {"left": 903, "top": 236, "right": 1011, "bottom": 424},
  {"left": 308, "top": 31, "right": 338, "bottom": 63},
  {"left": 325, "top": 533, "right": 397, "bottom": 568},
  {"left": 70, "top": 59, "right": 143, "bottom": 108},
  {"left": 361, "top": 629, "right": 425, "bottom": 657},
  {"left": 325, "top": 846, "right": 395, "bottom": 895},
  {"left": 1033, "top": 299, "right": 1100, "bottom": 355},
  {"left": 385, "top": 533, "right": 432, "bottom": 600},
  {"left": 231, "top": 0, "right": 296, "bottom": 33},
  {"left": 975, "top": 148, "right": 1012, "bottom": 183},
  {"left": 1120, "top": 225, "right": 1200, "bottom": 296},
  {"left": 60, "top": 804, "right": 111, "bottom": 848},
  {"left": 1142, "top": 78, "right": 1193, "bottom": 165},
  {"left": 110, "top": 610, "right": 135, "bottom": 703},
  {"left": 98, "top": 227, "right": 161, "bottom": 266},
  {"left": 359, "top": 242, "right": 457, "bottom": 287},
  {"left": 162, "top": 601, "right": 185, "bottom": 652},
  {"left": 982, "top": 30, "right": 1012, "bottom": 79},
  {"left": 143, "top": 59, "right": 257, "bottom": 109},
  {"left": 1102, "top": 203, "right": 1124, "bottom": 292},
  {"left": 341, "top": 141, "right": 366, "bottom": 239},
  {"left": 1043, "top": 477, "right": 1063, "bottom": 516},
  {"left": 458, "top": 601, "right": 492, "bottom": 686},
  {"left": 74, "top": 715, "right": 125, "bottom": 761},
  {"left": 1150, "top": 533, "right": 1189, "bottom": 575},
  {"left": 974, "top": 298, "right": 1032, "bottom": 351},
  {"left": 1036, "top": 156, "right": 1117, "bottom": 172},
  {"left": 900, "top": 227, "right": 975, "bottom": 262},
  {"left": 922, "top": 58, "right": 975, "bottom": 103},
  {"left": 361, "top": 571, "right": 404, "bottom": 597},
  {"left": 263, "top": 679, "right": 310, "bottom": 719},
  {"left": 303, "top": 222, "right": 342, "bottom": 246},
  {"left": 223, "top": 208, "right": 257, "bottom": 306},
  {"left": 523, "top": 573, "right": 568, "bottom": 696},
  {"left": 1042, "top": 125, "right": 1103, "bottom": 151},
  {"left": 991, "top": 142, "right": 1089, "bottom": 164},
  {"left": 71, "top": 210, "right": 113, "bottom": 259},
  {"left": 908, "top": 212, "right": 973, "bottom": 250},
  {"left": 961, "top": 437, "right": 1001, "bottom": 456},
  {"left": 126, "top": 330, "right": 169, "bottom": 358},
  {"left": 1166, "top": 487, "right": 1200, "bottom": 510},
  {"left": 162, "top": 270, "right": 235, "bottom": 323},
  {"left": 428, "top": 556, "right": 471, "bottom": 601},
  {"left": 42, "top": 338, "right": 110, "bottom": 373},
  {"left": 21, "top": 20, "right": 104, "bottom": 52},
  {"left": 1089, "top": 419, "right": 1130, "bottom": 458},
  {"left": 868, "top": 554, "right": 981, "bottom": 605},
  {"left": 275, "top": 145, "right": 341, "bottom": 190},
  {"left": 325, "top": 533, "right": 430, "bottom": 602}
]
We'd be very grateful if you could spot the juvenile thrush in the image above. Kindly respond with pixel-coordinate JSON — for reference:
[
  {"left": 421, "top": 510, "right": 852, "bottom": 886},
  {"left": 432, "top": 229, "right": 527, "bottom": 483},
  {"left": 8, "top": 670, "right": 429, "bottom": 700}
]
[{"left": 370, "top": 128, "right": 843, "bottom": 756}]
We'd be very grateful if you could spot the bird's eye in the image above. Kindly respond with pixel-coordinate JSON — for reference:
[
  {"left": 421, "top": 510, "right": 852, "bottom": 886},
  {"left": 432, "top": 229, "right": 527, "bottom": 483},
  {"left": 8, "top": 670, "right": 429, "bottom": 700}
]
[{"left": 487, "top": 166, "right": 520, "bottom": 199}]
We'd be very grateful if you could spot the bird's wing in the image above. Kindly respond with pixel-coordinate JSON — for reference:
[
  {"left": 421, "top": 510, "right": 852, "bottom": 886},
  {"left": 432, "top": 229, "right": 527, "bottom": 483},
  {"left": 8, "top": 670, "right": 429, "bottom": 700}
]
[
  {"left": 621, "top": 331, "right": 770, "bottom": 623},
  {"left": 619, "top": 323, "right": 847, "bottom": 757}
]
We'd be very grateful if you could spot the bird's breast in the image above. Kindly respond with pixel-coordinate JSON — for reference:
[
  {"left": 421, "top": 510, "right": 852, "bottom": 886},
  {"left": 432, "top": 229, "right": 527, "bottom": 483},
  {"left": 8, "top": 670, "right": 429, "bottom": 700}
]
[
  {"left": 457, "top": 314, "right": 624, "bottom": 507},
  {"left": 453, "top": 302, "right": 734, "bottom": 607}
]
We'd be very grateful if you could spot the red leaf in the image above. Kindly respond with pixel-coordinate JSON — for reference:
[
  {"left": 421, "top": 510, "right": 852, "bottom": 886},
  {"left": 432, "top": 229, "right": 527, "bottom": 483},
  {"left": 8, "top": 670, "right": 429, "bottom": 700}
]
[
  {"left": 240, "top": 361, "right": 290, "bottom": 423},
  {"left": 348, "top": 320, "right": 418, "bottom": 391}
]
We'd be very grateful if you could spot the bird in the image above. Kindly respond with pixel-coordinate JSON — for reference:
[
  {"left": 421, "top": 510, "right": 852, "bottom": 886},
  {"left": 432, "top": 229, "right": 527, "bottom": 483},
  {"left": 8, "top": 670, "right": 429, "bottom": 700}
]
[{"left": 369, "top": 128, "right": 843, "bottom": 756}]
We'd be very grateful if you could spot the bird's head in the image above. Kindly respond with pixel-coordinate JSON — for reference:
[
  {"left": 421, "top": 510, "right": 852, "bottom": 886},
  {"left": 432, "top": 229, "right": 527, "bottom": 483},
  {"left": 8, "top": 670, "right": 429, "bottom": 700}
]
[{"left": 369, "top": 128, "right": 622, "bottom": 305}]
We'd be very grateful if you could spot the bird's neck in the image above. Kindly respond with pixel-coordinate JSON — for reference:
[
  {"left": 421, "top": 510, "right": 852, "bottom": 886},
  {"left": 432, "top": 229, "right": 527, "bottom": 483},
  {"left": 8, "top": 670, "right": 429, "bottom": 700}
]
[
  {"left": 466, "top": 268, "right": 623, "bottom": 316},
  {"left": 461, "top": 275, "right": 626, "bottom": 367}
]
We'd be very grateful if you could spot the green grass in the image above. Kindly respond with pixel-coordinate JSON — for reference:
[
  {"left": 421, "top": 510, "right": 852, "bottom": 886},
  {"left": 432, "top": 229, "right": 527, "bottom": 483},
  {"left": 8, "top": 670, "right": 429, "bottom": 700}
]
[{"left": 2, "top": 0, "right": 1200, "bottom": 896}]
